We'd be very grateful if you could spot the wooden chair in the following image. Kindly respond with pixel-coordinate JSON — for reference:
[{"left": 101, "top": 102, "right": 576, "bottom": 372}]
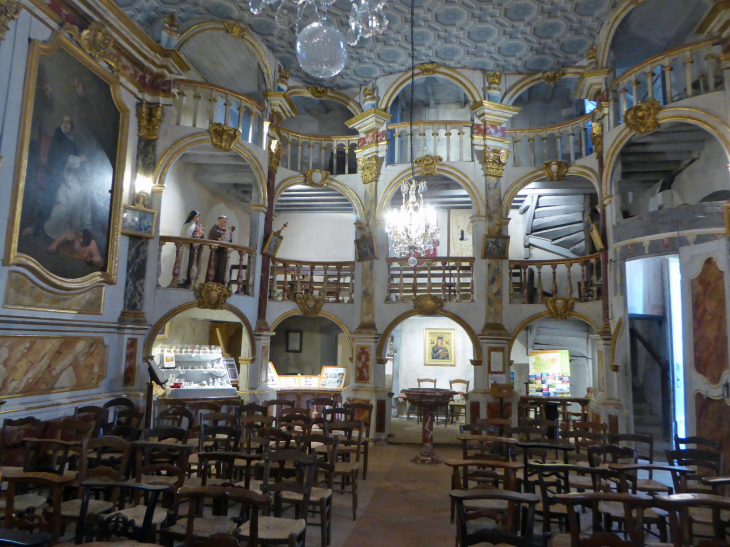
[
  {"left": 450, "top": 490, "right": 540, "bottom": 547},
  {"left": 343, "top": 402, "right": 373, "bottom": 480},
  {"left": 608, "top": 433, "right": 671, "bottom": 494},
  {"left": 265, "top": 399, "right": 295, "bottom": 420},
  {"left": 0, "top": 418, "right": 47, "bottom": 468},
  {"left": 100, "top": 398, "right": 139, "bottom": 434},
  {"left": 330, "top": 421, "right": 364, "bottom": 521},
  {"left": 477, "top": 417, "right": 512, "bottom": 438},
  {"left": 675, "top": 435, "right": 721, "bottom": 453},
  {"left": 238, "top": 403, "right": 267, "bottom": 417},
  {"left": 144, "top": 426, "right": 190, "bottom": 445},
  {"left": 321, "top": 408, "right": 354, "bottom": 424},
  {"left": 198, "top": 412, "right": 237, "bottom": 428},
  {"left": 279, "top": 413, "right": 313, "bottom": 439},
  {"left": 656, "top": 492, "right": 730, "bottom": 547},
  {"left": 416, "top": 378, "right": 444, "bottom": 424},
  {"left": 239, "top": 415, "right": 275, "bottom": 453},
  {"left": 157, "top": 407, "right": 195, "bottom": 430},
  {"left": 448, "top": 380, "right": 470, "bottom": 425},
  {"left": 306, "top": 398, "right": 336, "bottom": 420},
  {"left": 73, "top": 406, "right": 104, "bottom": 438}
]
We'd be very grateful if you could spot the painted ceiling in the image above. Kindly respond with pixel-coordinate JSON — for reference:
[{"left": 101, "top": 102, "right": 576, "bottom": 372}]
[{"left": 118, "top": 0, "right": 621, "bottom": 88}]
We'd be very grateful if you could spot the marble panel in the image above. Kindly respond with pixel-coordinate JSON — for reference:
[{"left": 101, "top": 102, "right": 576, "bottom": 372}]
[
  {"left": 0, "top": 336, "right": 107, "bottom": 397},
  {"left": 3, "top": 271, "right": 104, "bottom": 314},
  {"left": 122, "top": 237, "right": 149, "bottom": 313},
  {"left": 695, "top": 393, "right": 730, "bottom": 475},
  {"left": 355, "top": 345, "right": 371, "bottom": 384},
  {"left": 124, "top": 338, "right": 137, "bottom": 386},
  {"left": 691, "top": 258, "right": 728, "bottom": 385}
]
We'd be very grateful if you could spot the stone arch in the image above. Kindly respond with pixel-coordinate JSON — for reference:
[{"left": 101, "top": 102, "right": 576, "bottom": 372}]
[
  {"left": 274, "top": 175, "right": 365, "bottom": 222},
  {"left": 142, "top": 301, "right": 255, "bottom": 358},
  {"left": 286, "top": 86, "right": 363, "bottom": 116},
  {"left": 602, "top": 107, "right": 730, "bottom": 195},
  {"left": 376, "top": 309, "right": 483, "bottom": 364},
  {"left": 174, "top": 21, "right": 274, "bottom": 91},
  {"left": 507, "top": 311, "right": 601, "bottom": 356},
  {"left": 153, "top": 133, "right": 268, "bottom": 208},
  {"left": 379, "top": 68, "right": 481, "bottom": 113},
  {"left": 270, "top": 310, "right": 354, "bottom": 353},
  {"left": 501, "top": 165, "right": 600, "bottom": 220},
  {"left": 502, "top": 69, "right": 584, "bottom": 106},
  {"left": 376, "top": 164, "right": 485, "bottom": 218},
  {"left": 596, "top": 0, "right": 646, "bottom": 69}
]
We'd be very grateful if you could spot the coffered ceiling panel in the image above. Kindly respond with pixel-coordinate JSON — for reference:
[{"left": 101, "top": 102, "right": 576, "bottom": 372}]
[{"left": 117, "top": 0, "right": 621, "bottom": 88}]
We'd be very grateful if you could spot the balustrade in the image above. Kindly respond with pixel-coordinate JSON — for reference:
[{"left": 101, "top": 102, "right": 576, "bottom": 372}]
[
  {"left": 169, "top": 80, "right": 265, "bottom": 146},
  {"left": 509, "top": 254, "right": 602, "bottom": 304},
  {"left": 158, "top": 236, "right": 256, "bottom": 296},
  {"left": 609, "top": 39, "right": 723, "bottom": 130},
  {"left": 386, "top": 121, "right": 474, "bottom": 165},
  {"left": 386, "top": 257, "right": 474, "bottom": 302},
  {"left": 269, "top": 259, "right": 356, "bottom": 303},
  {"left": 277, "top": 128, "right": 359, "bottom": 175},
  {"left": 507, "top": 113, "right": 593, "bottom": 168}
]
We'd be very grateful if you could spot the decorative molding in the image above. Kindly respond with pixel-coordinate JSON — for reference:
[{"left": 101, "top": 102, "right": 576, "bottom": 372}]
[
  {"left": 194, "top": 282, "right": 232, "bottom": 310},
  {"left": 223, "top": 20, "right": 247, "bottom": 39},
  {"left": 209, "top": 123, "right": 240, "bottom": 151},
  {"left": 542, "top": 70, "right": 563, "bottom": 85},
  {"left": 357, "top": 155, "right": 381, "bottom": 184},
  {"left": 295, "top": 292, "right": 325, "bottom": 316},
  {"left": 545, "top": 297, "right": 578, "bottom": 320},
  {"left": 590, "top": 120, "right": 603, "bottom": 153},
  {"left": 136, "top": 101, "right": 164, "bottom": 140},
  {"left": 277, "top": 66, "right": 289, "bottom": 84},
  {"left": 3, "top": 271, "right": 104, "bottom": 314},
  {"left": 413, "top": 294, "right": 444, "bottom": 316},
  {"left": 486, "top": 71, "right": 502, "bottom": 86},
  {"left": 268, "top": 141, "right": 285, "bottom": 173},
  {"left": 541, "top": 160, "right": 569, "bottom": 181},
  {"left": 483, "top": 147, "right": 510, "bottom": 178},
  {"left": 419, "top": 62, "right": 439, "bottom": 75},
  {"left": 0, "top": 0, "right": 21, "bottom": 42},
  {"left": 62, "top": 22, "right": 118, "bottom": 70},
  {"left": 303, "top": 168, "right": 329, "bottom": 187},
  {"left": 414, "top": 154, "right": 443, "bottom": 176},
  {"left": 362, "top": 87, "right": 374, "bottom": 99},
  {"left": 624, "top": 99, "right": 661, "bottom": 135},
  {"left": 609, "top": 317, "right": 623, "bottom": 373},
  {"left": 586, "top": 45, "right": 597, "bottom": 68},
  {"left": 307, "top": 86, "right": 328, "bottom": 99}
]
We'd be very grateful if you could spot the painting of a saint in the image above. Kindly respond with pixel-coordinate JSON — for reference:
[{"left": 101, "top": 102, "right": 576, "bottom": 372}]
[
  {"left": 424, "top": 328, "right": 456, "bottom": 366},
  {"left": 7, "top": 37, "right": 126, "bottom": 285}
]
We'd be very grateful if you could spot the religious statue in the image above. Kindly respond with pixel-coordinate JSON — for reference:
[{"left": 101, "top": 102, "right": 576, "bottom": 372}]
[
  {"left": 180, "top": 210, "right": 204, "bottom": 288},
  {"left": 208, "top": 215, "right": 235, "bottom": 284}
]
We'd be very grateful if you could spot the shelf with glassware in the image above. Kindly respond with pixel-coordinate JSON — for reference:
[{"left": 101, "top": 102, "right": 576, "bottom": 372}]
[
  {"left": 153, "top": 345, "right": 238, "bottom": 398},
  {"left": 263, "top": 363, "right": 347, "bottom": 407}
]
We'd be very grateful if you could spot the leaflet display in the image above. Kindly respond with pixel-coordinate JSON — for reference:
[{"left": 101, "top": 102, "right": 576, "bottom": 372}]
[{"left": 528, "top": 350, "right": 571, "bottom": 397}]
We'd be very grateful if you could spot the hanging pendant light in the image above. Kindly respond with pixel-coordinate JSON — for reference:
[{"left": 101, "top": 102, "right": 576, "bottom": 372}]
[{"left": 384, "top": 0, "right": 438, "bottom": 268}]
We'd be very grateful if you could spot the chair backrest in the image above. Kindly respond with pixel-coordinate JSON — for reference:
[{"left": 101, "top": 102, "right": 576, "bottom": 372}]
[
  {"left": 278, "top": 413, "right": 313, "bottom": 437},
  {"left": 476, "top": 417, "right": 511, "bottom": 437},
  {"left": 588, "top": 444, "right": 638, "bottom": 467},
  {"left": 417, "top": 378, "right": 437, "bottom": 388},
  {"left": 1, "top": 417, "right": 47, "bottom": 466},
  {"left": 329, "top": 420, "right": 364, "bottom": 462},
  {"left": 103, "top": 397, "right": 136, "bottom": 411},
  {"left": 132, "top": 440, "right": 194, "bottom": 500},
  {"left": 608, "top": 433, "right": 654, "bottom": 465},
  {"left": 343, "top": 402, "right": 373, "bottom": 436},
  {"left": 675, "top": 435, "right": 722, "bottom": 452},
  {"left": 23, "top": 438, "right": 85, "bottom": 475},
  {"left": 297, "top": 433, "right": 339, "bottom": 489},
  {"left": 157, "top": 407, "right": 195, "bottom": 430},
  {"left": 666, "top": 448, "right": 723, "bottom": 492},
  {"left": 253, "top": 426, "right": 292, "bottom": 451},
  {"left": 656, "top": 492, "right": 730, "bottom": 547},
  {"left": 261, "top": 448, "right": 318, "bottom": 520},
  {"left": 461, "top": 423, "right": 500, "bottom": 437},
  {"left": 306, "top": 398, "right": 336, "bottom": 415},
  {"left": 322, "top": 407, "right": 355, "bottom": 423},
  {"left": 145, "top": 426, "right": 189, "bottom": 444},
  {"left": 84, "top": 435, "right": 132, "bottom": 480},
  {"left": 449, "top": 379, "right": 470, "bottom": 394},
  {"left": 74, "top": 405, "right": 104, "bottom": 436},
  {"left": 279, "top": 406, "right": 311, "bottom": 417},
  {"left": 46, "top": 416, "right": 95, "bottom": 443},
  {"left": 199, "top": 424, "right": 240, "bottom": 452},
  {"left": 189, "top": 402, "right": 222, "bottom": 424},
  {"left": 239, "top": 402, "right": 267, "bottom": 417},
  {"left": 265, "top": 398, "right": 294, "bottom": 417},
  {"left": 199, "top": 411, "right": 237, "bottom": 427}
]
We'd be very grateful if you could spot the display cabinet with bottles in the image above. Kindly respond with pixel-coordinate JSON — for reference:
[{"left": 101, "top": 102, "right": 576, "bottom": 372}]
[{"left": 153, "top": 344, "right": 238, "bottom": 398}]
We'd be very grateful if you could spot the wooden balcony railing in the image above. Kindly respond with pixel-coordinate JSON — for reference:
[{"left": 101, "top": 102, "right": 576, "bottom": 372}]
[
  {"left": 509, "top": 254, "right": 602, "bottom": 304},
  {"left": 386, "top": 120, "right": 474, "bottom": 165},
  {"left": 277, "top": 128, "right": 359, "bottom": 175},
  {"left": 169, "top": 80, "right": 265, "bottom": 146},
  {"left": 609, "top": 39, "right": 723, "bottom": 130},
  {"left": 386, "top": 257, "right": 475, "bottom": 302},
  {"left": 269, "top": 259, "right": 355, "bottom": 303},
  {"left": 158, "top": 236, "right": 256, "bottom": 296},
  {"left": 507, "top": 113, "right": 594, "bottom": 168}
]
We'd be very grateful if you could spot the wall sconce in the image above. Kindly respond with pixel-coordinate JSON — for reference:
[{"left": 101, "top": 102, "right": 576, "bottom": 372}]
[{"left": 134, "top": 174, "right": 153, "bottom": 209}]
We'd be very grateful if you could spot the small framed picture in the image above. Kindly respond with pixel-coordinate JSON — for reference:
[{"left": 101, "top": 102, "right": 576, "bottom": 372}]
[
  {"left": 724, "top": 204, "right": 730, "bottom": 236},
  {"left": 481, "top": 234, "right": 510, "bottom": 259},
  {"left": 286, "top": 330, "right": 303, "bottom": 353},
  {"left": 263, "top": 231, "right": 284, "bottom": 257},
  {"left": 355, "top": 235, "right": 377, "bottom": 262},
  {"left": 121, "top": 205, "right": 157, "bottom": 239}
]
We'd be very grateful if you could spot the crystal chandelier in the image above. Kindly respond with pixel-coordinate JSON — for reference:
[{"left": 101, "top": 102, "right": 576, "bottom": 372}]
[
  {"left": 249, "top": 0, "right": 388, "bottom": 79},
  {"left": 384, "top": 0, "right": 438, "bottom": 268},
  {"left": 385, "top": 179, "right": 439, "bottom": 267}
]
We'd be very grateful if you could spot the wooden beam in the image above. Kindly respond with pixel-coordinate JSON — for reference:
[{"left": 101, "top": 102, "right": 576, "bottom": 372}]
[{"left": 528, "top": 236, "right": 579, "bottom": 258}]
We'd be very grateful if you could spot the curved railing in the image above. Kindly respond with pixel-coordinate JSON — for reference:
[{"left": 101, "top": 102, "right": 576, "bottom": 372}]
[
  {"left": 269, "top": 258, "right": 356, "bottom": 303},
  {"left": 386, "top": 120, "right": 474, "bottom": 165},
  {"left": 169, "top": 80, "right": 265, "bottom": 146},
  {"left": 509, "top": 253, "right": 602, "bottom": 304},
  {"left": 386, "top": 257, "right": 475, "bottom": 302},
  {"left": 507, "top": 113, "right": 594, "bottom": 168},
  {"left": 276, "top": 128, "right": 359, "bottom": 176},
  {"left": 158, "top": 236, "right": 257, "bottom": 295},
  {"left": 609, "top": 39, "right": 723, "bottom": 129}
]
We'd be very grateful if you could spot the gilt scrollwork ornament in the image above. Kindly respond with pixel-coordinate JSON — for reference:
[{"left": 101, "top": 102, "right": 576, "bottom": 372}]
[
  {"left": 209, "top": 123, "right": 241, "bottom": 152},
  {"left": 541, "top": 160, "right": 569, "bottom": 182},
  {"left": 223, "top": 20, "right": 247, "bottom": 39},
  {"left": 624, "top": 99, "right": 661, "bottom": 135},
  {"left": 304, "top": 168, "right": 329, "bottom": 187},
  {"left": 413, "top": 294, "right": 444, "bottom": 316},
  {"left": 357, "top": 155, "right": 381, "bottom": 184},
  {"left": 195, "top": 282, "right": 232, "bottom": 310},
  {"left": 362, "top": 87, "right": 374, "bottom": 99},
  {"left": 296, "top": 292, "right": 325, "bottom": 316},
  {"left": 486, "top": 71, "right": 502, "bottom": 86},
  {"left": 277, "top": 66, "right": 289, "bottom": 82},
  {"left": 0, "top": 0, "right": 21, "bottom": 42},
  {"left": 419, "top": 62, "right": 439, "bottom": 75},
  {"left": 483, "top": 147, "right": 510, "bottom": 178},
  {"left": 414, "top": 154, "right": 443, "bottom": 176},
  {"left": 307, "top": 86, "right": 328, "bottom": 99},
  {"left": 542, "top": 70, "right": 563, "bottom": 85},
  {"left": 62, "top": 22, "right": 118, "bottom": 70},
  {"left": 590, "top": 121, "right": 603, "bottom": 153},
  {"left": 268, "top": 141, "right": 285, "bottom": 173},
  {"left": 136, "top": 101, "right": 164, "bottom": 140},
  {"left": 545, "top": 297, "right": 578, "bottom": 321}
]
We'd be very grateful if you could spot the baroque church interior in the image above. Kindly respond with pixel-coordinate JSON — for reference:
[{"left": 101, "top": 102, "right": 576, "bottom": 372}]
[{"left": 1, "top": 0, "right": 730, "bottom": 545}]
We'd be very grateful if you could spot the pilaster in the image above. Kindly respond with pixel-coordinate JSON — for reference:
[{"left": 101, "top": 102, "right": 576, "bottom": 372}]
[
  {"left": 248, "top": 330, "right": 274, "bottom": 400},
  {"left": 347, "top": 334, "right": 391, "bottom": 440}
]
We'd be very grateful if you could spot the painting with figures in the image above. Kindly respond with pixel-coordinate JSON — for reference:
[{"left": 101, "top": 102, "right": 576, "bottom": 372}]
[
  {"left": 424, "top": 328, "right": 456, "bottom": 366},
  {"left": 9, "top": 38, "right": 126, "bottom": 283}
]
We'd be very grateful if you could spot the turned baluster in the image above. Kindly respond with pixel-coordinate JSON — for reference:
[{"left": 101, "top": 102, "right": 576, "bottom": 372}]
[
  {"left": 205, "top": 244, "right": 218, "bottom": 282},
  {"left": 426, "top": 261, "right": 433, "bottom": 293},
  {"left": 157, "top": 241, "right": 165, "bottom": 288},
  {"left": 684, "top": 52, "right": 694, "bottom": 98},
  {"left": 308, "top": 264, "right": 315, "bottom": 295},
  {"left": 335, "top": 264, "right": 342, "bottom": 303},
  {"left": 322, "top": 265, "right": 329, "bottom": 301},
  {"left": 412, "top": 261, "right": 418, "bottom": 298},
  {"left": 593, "top": 258, "right": 601, "bottom": 301},
  {"left": 223, "top": 249, "right": 233, "bottom": 288},
  {"left": 580, "top": 260, "right": 587, "bottom": 302},
  {"left": 189, "top": 244, "right": 200, "bottom": 287},
  {"left": 509, "top": 264, "right": 514, "bottom": 304},
  {"left": 348, "top": 264, "right": 355, "bottom": 303},
  {"left": 521, "top": 265, "right": 529, "bottom": 303},
  {"left": 551, "top": 264, "right": 558, "bottom": 296},
  {"left": 387, "top": 261, "right": 394, "bottom": 302},
  {"left": 282, "top": 263, "right": 290, "bottom": 301},
  {"left": 566, "top": 263, "right": 573, "bottom": 298},
  {"left": 168, "top": 242, "right": 183, "bottom": 288},
  {"left": 246, "top": 253, "right": 255, "bottom": 296},
  {"left": 235, "top": 250, "right": 246, "bottom": 295},
  {"left": 441, "top": 260, "right": 447, "bottom": 300},
  {"left": 455, "top": 260, "right": 462, "bottom": 302},
  {"left": 536, "top": 265, "right": 544, "bottom": 304},
  {"left": 470, "top": 261, "right": 475, "bottom": 302},
  {"left": 295, "top": 264, "right": 302, "bottom": 297},
  {"left": 269, "top": 260, "right": 277, "bottom": 299}
]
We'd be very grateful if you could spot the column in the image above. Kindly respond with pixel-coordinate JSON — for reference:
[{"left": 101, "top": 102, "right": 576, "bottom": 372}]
[{"left": 247, "top": 331, "right": 274, "bottom": 403}]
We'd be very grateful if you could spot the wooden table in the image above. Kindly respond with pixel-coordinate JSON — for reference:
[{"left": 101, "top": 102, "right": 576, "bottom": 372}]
[
  {"left": 519, "top": 396, "right": 590, "bottom": 425},
  {"left": 275, "top": 388, "right": 343, "bottom": 408}
]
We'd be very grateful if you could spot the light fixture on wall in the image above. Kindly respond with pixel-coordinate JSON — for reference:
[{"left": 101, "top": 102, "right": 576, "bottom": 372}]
[{"left": 384, "top": 0, "right": 438, "bottom": 268}]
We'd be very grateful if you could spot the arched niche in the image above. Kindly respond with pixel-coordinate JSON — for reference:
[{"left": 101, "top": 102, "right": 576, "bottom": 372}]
[
  {"left": 286, "top": 87, "right": 363, "bottom": 116},
  {"left": 274, "top": 175, "right": 364, "bottom": 223},
  {"left": 379, "top": 67, "right": 481, "bottom": 114}
]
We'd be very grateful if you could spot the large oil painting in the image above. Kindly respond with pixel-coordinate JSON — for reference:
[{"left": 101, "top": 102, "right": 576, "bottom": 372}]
[
  {"left": 424, "top": 328, "right": 456, "bottom": 366},
  {"left": 7, "top": 36, "right": 127, "bottom": 288}
]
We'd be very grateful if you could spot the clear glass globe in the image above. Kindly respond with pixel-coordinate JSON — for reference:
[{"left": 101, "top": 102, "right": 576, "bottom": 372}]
[
  {"left": 296, "top": 20, "right": 348, "bottom": 78},
  {"left": 408, "top": 256, "right": 417, "bottom": 267}
]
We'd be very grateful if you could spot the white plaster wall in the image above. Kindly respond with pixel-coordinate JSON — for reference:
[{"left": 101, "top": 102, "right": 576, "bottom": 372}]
[
  {"left": 274, "top": 213, "right": 356, "bottom": 261},
  {"left": 673, "top": 138, "right": 730, "bottom": 203},
  {"left": 626, "top": 257, "right": 666, "bottom": 316},
  {"left": 394, "top": 316, "right": 475, "bottom": 392}
]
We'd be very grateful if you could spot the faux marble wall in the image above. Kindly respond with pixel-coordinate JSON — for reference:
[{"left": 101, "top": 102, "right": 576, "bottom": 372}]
[
  {"left": 690, "top": 257, "right": 728, "bottom": 385},
  {"left": 3, "top": 271, "right": 104, "bottom": 314},
  {"left": 695, "top": 393, "right": 730, "bottom": 475}
]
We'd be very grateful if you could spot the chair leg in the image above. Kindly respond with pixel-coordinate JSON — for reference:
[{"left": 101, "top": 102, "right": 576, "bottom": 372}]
[
  {"left": 319, "top": 498, "right": 327, "bottom": 547},
  {"left": 351, "top": 470, "right": 358, "bottom": 521},
  {"left": 363, "top": 445, "right": 369, "bottom": 481}
]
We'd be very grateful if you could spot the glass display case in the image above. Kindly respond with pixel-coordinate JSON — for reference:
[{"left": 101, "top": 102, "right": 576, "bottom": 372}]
[{"left": 154, "top": 345, "right": 238, "bottom": 398}]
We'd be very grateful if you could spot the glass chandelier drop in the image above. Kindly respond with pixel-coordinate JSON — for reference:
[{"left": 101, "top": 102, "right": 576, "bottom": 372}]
[{"left": 384, "top": 0, "right": 438, "bottom": 268}]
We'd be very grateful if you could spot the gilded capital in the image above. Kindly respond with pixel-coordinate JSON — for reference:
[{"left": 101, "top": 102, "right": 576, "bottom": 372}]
[
  {"left": 0, "top": 0, "right": 21, "bottom": 42},
  {"left": 419, "top": 62, "right": 439, "bottom": 75},
  {"left": 268, "top": 141, "right": 285, "bottom": 173},
  {"left": 624, "top": 99, "right": 661, "bottom": 135},
  {"left": 541, "top": 160, "right": 569, "bottom": 182},
  {"left": 209, "top": 123, "right": 241, "bottom": 152},
  {"left": 362, "top": 87, "right": 374, "bottom": 99},
  {"left": 223, "top": 20, "right": 247, "bottom": 39},
  {"left": 483, "top": 147, "right": 510, "bottom": 178},
  {"left": 414, "top": 154, "right": 442, "bottom": 176},
  {"left": 136, "top": 101, "right": 164, "bottom": 140},
  {"left": 357, "top": 155, "right": 382, "bottom": 184},
  {"left": 277, "top": 66, "right": 290, "bottom": 84},
  {"left": 590, "top": 121, "right": 603, "bottom": 153},
  {"left": 486, "top": 71, "right": 502, "bottom": 86},
  {"left": 542, "top": 70, "right": 563, "bottom": 85}
]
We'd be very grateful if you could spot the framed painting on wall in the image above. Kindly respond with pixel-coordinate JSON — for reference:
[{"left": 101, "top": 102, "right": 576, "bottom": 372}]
[
  {"left": 481, "top": 235, "right": 510, "bottom": 259},
  {"left": 286, "top": 330, "right": 303, "bottom": 353},
  {"left": 355, "top": 235, "right": 377, "bottom": 262},
  {"left": 424, "top": 328, "right": 456, "bottom": 366},
  {"left": 6, "top": 34, "right": 128, "bottom": 290},
  {"left": 121, "top": 205, "right": 156, "bottom": 239}
]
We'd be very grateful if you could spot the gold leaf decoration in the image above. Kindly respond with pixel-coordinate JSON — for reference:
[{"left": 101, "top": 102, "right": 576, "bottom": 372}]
[
  {"left": 304, "top": 168, "right": 329, "bottom": 187},
  {"left": 541, "top": 160, "right": 569, "bottom": 182},
  {"left": 413, "top": 294, "right": 444, "bottom": 316},
  {"left": 545, "top": 297, "right": 578, "bottom": 321},
  {"left": 486, "top": 71, "right": 502, "bottom": 86},
  {"left": 296, "top": 292, "right": 325, "bottom": 316},
  {"left": 483, "top": 147, "right": 510, "bottom": 178},
  {"left": 0, "top": 0, "right": 21, "bottom": 42},
  {"left": 223, "top": 20, "right": 247, "bottom": 39},
  {"left": 209, "top": 123, "right": 241, "bottom": 152},
  {"left": 195, "top": 282, "right": 232, "bottom": 310},
  {"left": 624, "top": 99, "right": 661, "bottom": 135},
  {"left": 419, "top": 62, "right": 439, "bottom": 75},
  {"left": 357, "top": 155, "right": 381, "bottom": 184},
  {"left": 414, "top": 154, "right": 443, "bottom": 176},
  {"left": 136, "top": 101, "right": 164, "bottom": 140},
  {"left": 542, "top": 70, "right": 563, "bottom": 85},
  {"left": 63, "top": 22, "right": 118, "bottom": 70},
  {"left": 307, "top": 86, "right": 328, "bottom": 99}
]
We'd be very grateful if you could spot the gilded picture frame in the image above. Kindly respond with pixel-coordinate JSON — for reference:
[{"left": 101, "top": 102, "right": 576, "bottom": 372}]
[
  {"left": 5, "top": 33, "right": 129, "bottom": 291},
  {"left": 424, "top": 328, "right": 456, "bottom": 366},
  {"left": 121, "top": 205, "right": 157, "bottom": 239},
  {"left": 355, "top": 235, "right": 377, "bottom": 262},
  {"left": 723, "top": 204, "right": 730, "bottom": 236},
  {"left": 262, "top": 232, "right": 283, "bottom": 257}
]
